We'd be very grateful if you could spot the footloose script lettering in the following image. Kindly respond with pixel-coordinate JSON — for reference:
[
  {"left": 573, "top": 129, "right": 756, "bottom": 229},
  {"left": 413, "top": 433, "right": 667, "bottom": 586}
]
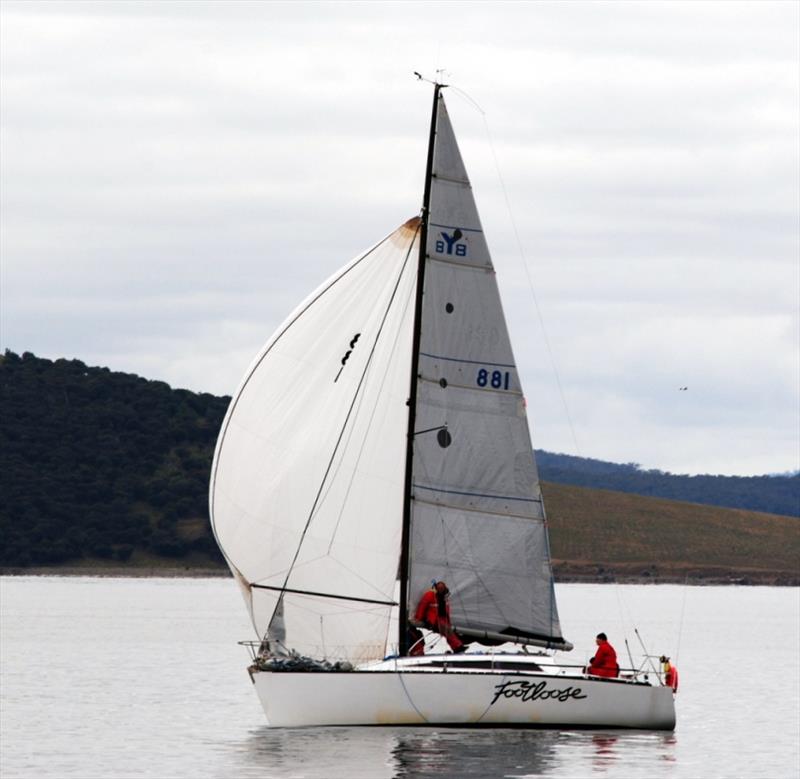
[{"left": 490, "top": 679, "right": 588, "bottom": 707}]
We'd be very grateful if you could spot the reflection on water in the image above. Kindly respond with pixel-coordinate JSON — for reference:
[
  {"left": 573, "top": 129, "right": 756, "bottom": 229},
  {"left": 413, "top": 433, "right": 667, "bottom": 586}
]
[
  {"left": 238, "top": 726, "right": 677, "bottom": 779},
  {"left": 242, "top": 727, "right": 399, "bottom": 779},
  {"left": 391, "top": 729, "right": 557, "bottom": 779},
  {"left": 590, "top": 732, "right": 619, "bottom": 770}
]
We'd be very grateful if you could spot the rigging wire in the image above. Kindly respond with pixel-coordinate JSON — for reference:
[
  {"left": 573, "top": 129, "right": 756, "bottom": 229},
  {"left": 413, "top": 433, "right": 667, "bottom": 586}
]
[
  {"left": 449, "top": 85, "right": 582, "bottom": 458},
  {"left": 613, "top": 580, "right": 633, "bottom": 654},
  {"left": 286, "top": 224, "right": 420, "bottom": 613},
  {"left": 266, "top": 227, "right": 420, "bottom": 637},
  {"left": 448, "top": 85, "right": 578, "bottom": 646},
  {"left": 396, "top": 665, "right": 430, "bottom": 723},
  {"left": 324, "top": 232, "right": 420, "bottom": 556},
  {"left": 210, "top": 228, "right": 398, "bottom": 558},
  {"left": 451, "top": 88, "right": 682, "bottom": 669},
  {"left": 449, "top": 88, "right": 681, "bottom": 668},
  {"left": 674, "top": 574, "right": 690, "bottom": 664},
  {"left": 634, "top": 628, "right": 660, "bottom": 676}
]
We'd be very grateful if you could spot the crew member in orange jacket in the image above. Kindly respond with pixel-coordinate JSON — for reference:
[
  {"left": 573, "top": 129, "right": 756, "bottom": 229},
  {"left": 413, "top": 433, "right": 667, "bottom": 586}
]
[
  {"left": 587, "top": 632, "right": 619, "bottom": 678},
  {"left": 413, "top": 581, "right": 465, "bottom": 653}
]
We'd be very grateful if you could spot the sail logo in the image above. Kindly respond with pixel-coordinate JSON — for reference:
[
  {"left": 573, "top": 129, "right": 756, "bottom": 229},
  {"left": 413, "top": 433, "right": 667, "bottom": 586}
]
[{"left": 435, "top": 229, "right": 467, "bottom": 257}]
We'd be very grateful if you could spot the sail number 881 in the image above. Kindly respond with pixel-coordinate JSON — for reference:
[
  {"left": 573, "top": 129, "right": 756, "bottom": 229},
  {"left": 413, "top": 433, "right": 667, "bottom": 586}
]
[{"left": 477, "top": 369, "right": 510, "bottom": 390}]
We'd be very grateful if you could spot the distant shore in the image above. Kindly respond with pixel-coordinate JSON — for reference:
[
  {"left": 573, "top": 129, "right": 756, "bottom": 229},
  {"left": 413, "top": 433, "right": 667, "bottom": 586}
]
[
  {"left": 0, "top": 564, "right": 229, "bottom": 578},
  {"left": 2, "top": 562, "right": 796, "bottom": 586},
  {"left": 552, "top": 561, "right": 799, "bottom": 587}
]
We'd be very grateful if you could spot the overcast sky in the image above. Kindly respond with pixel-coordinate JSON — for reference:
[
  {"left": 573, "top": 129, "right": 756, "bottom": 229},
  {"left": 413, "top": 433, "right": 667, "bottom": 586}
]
[{"left": 2, "top": 1, "right": 798, "bottom": 477}]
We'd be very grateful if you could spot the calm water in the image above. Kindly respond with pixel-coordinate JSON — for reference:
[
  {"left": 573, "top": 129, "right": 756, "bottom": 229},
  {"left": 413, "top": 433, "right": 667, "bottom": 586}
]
[{"left": 1, "top": 577, "right": 798, "bottom": 779}]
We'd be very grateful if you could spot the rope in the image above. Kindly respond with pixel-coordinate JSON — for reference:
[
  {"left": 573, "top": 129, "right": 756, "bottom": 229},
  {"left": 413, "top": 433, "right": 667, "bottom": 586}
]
[
  {"left": 325, "top": 231, "right": 419, "bottom": 554},
  {"left": 674, "top": 574, "right": 690, "bottom": 664},
  {"left": 396, "top": 664, "right": 430, "bottom": 723},
  {"left": 482, "top": 116, "right": 582, "bottom": 457}
]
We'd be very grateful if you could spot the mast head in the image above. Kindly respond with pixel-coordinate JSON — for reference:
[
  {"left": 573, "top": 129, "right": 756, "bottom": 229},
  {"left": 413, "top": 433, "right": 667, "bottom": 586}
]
[{"left": 413, "top": 70, "right": 449, "bottom": 89}]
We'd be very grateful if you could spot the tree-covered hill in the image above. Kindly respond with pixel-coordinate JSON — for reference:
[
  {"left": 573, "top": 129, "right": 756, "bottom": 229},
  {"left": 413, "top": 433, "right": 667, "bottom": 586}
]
[
  {"left": 0, "top": 350, "right": 797, "bottom": 572},
  {"left": 0, "top": 350, "right": 229, "bottom": 566}
]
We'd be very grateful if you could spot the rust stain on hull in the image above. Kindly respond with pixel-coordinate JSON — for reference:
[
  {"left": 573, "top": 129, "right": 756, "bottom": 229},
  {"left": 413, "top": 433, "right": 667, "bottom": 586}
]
[{"left": 375, "top": 708, "right": 426, "bottom": 725}]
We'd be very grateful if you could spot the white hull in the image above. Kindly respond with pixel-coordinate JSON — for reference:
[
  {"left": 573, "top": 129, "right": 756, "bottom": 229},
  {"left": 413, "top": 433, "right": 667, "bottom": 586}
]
[{"left": 250, "top": 657, "right": 676, "bottom": 730}]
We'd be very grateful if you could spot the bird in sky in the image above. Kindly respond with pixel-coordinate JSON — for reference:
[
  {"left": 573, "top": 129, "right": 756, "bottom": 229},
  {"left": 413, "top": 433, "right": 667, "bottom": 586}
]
[{"left": 678, "top": 387, "right": 688, "bottom": 391}]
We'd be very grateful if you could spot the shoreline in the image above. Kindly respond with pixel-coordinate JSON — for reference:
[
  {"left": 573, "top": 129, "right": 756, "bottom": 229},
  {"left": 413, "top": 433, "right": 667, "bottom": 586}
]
[
  {"left": 1, "top": 564, "right": 797, "bottom": 586},
  {"left": 0, "top": 565, "right": 230, "bottom": 578}
]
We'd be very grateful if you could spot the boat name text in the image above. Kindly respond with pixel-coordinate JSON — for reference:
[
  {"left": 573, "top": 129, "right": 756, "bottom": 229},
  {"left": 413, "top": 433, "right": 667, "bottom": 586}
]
[{"left": 490, "top": 679, "right": 587, "bottom": 706}]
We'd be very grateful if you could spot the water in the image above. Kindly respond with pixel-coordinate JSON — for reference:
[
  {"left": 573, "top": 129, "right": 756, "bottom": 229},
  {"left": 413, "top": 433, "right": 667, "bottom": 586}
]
[{"left": 1, "top": 577, "right": 797, "bottom": 778}]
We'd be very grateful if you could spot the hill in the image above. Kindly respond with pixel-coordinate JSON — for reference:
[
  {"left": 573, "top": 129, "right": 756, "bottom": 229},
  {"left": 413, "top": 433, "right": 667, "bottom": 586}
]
[
  {"left": 542, "top": 482, "right": 799, "bottom": 585},
  {"left": 0, "top": 350, "right": 228, "bottom": 567},
  {"left": 535, "top": 451, "right": 799, "bottom": 517},
  {"left": 1, "top": 350, "right": 797, "bottom": 583}
]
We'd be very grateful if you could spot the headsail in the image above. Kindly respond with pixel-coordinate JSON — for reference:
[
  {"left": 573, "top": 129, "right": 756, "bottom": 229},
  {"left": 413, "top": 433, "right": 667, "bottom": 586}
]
[
  {"left": 210, "top": 220, "right": 419, "bottom": 663},
  {"left": 406, "top": 91, "right": 570, "bottom": 650}
]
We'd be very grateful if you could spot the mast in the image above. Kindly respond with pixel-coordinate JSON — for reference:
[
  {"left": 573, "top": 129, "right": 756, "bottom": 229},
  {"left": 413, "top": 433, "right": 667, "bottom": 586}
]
[{"left": 398, "top": 82, "right": 442, "bottom": 655}]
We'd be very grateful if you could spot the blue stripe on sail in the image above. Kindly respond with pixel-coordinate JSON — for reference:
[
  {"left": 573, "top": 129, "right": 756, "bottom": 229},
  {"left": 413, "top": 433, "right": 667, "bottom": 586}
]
[
  {"left": 419, "top": 352, "right": 516, "bottom": 369},
  {"left": 429, "top": 222, "right": 484, "bottom": 234},
  {"left": 413, "top": 484, "right": 541, "bottom": 503}
]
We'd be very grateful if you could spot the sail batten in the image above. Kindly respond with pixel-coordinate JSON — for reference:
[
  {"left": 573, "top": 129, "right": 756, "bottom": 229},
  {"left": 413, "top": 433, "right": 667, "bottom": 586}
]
[{"left": 413, "top": 484, "right": 543, "bottom": 504}]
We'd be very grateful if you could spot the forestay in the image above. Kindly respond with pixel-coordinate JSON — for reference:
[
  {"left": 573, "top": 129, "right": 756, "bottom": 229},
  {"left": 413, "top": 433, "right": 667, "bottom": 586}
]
[{"left": 407, "top": 94, "right": 567, "bottom": 647}]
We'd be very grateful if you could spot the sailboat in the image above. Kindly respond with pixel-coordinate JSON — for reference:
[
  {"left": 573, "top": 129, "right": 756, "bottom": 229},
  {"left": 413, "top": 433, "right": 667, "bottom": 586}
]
[{"left": 209, "top": 82, "right": 677, "bottom": 730}]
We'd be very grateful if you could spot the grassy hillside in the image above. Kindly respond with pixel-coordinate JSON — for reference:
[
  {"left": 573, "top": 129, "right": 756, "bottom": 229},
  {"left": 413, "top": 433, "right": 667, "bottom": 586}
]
[{"left": 543, "top": 482, "right": 800, "bottom": 584}]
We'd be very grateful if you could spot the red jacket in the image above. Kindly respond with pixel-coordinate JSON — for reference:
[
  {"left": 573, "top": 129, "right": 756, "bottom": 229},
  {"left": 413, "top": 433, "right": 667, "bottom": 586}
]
[
  {"left": 415, "top": 589, "right": 450, "bottom": 627},
  {"left": 589, "top": 640, "right": 619, "bottom": 678}
]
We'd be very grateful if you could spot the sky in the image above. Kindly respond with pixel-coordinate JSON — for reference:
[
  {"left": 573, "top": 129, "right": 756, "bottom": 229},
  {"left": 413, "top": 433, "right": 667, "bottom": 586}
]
[{"left": 1, "top": 1, "right": 798, "bottom": 477}]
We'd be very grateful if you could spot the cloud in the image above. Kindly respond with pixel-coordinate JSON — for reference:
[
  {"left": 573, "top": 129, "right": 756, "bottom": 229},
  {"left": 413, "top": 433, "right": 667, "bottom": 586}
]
[{"left": 1, "top": 0, "right": 797, "bottom": 475}]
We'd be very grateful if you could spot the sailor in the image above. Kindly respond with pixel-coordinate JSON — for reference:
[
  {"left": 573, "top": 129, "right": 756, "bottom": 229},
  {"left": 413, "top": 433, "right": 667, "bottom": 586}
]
[
  {"left": 413, "top": 581, "right": 465, "bottom": 654},
  {"left": 660, "top": 655, "right": 679, "bottom": 691},
  {"left": 587, "top": 632, "right": 619, "bottom": 678}
]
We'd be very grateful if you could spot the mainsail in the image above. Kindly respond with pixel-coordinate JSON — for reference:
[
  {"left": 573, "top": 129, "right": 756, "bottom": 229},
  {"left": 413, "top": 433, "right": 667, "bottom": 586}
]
[
  {"left": 209, "top": 86, "right": 569, "bottom": 664},
  {"left": 405, "top": 91, "right": 568, "bottom": 649}
]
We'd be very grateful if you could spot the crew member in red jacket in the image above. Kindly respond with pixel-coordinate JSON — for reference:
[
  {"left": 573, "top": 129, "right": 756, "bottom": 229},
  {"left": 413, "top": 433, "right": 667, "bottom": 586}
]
[
  {"left": 413, "top": 581, "right": 465, "bottom": 653},
  {"left": 587, "top": 632, "right": 619, "bottom": 678}
]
